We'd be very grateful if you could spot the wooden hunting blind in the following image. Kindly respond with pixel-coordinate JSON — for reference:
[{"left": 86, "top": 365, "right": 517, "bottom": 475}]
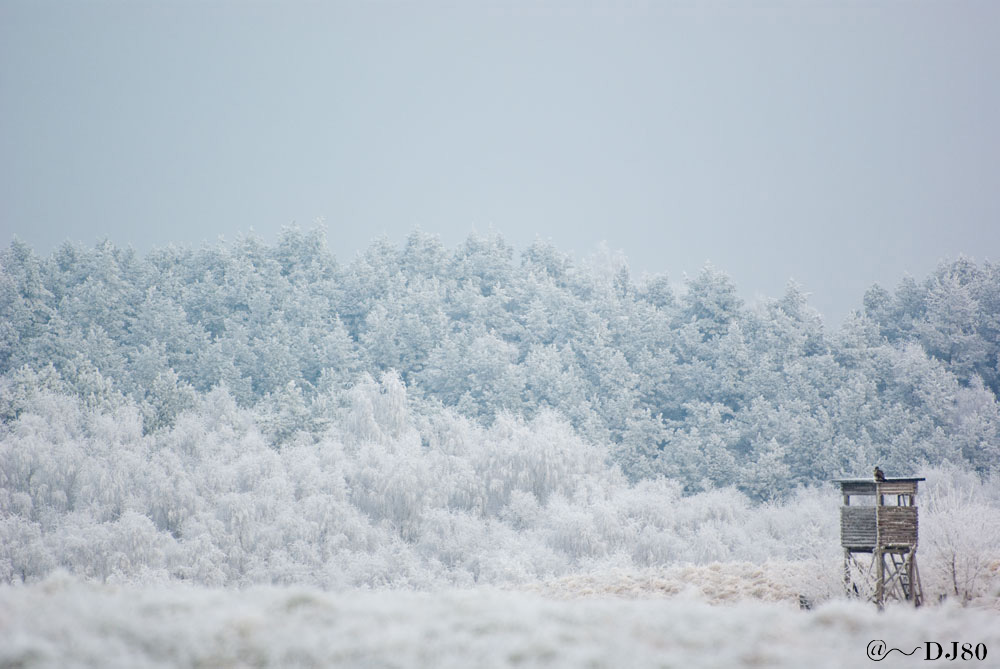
[{"left": 833, "top": 477, "right": 925, "bottom": 608}]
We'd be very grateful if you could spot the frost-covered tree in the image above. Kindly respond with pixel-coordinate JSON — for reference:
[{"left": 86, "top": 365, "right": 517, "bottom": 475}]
[{"left": 2, "top": 233, "right": 998, "bottom": 502}]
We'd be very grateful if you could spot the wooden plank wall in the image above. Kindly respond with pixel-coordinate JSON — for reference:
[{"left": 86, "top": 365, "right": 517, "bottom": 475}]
[
  {"left": 877, "top": 482, "right": 919, "bottom": 496},
  {"left": 840, "top": 506, "right": 918, "bottom": 547},
  {"left": 839, "top": 481, "right": 918, "bottom": 497},
  {"left": 840, "top": 482, "right": 878, "bottom": 496},
  {"left": 878, "top": 506, "right": 918, "bottom": 545},
  {"left": 841, "top": 507, "right": 876, "bottom": 547}
]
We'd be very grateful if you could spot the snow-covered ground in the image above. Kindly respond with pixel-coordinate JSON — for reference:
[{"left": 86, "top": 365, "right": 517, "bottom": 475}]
[{"left": 3, "top": 570, "right": 999, "bottom": 669}]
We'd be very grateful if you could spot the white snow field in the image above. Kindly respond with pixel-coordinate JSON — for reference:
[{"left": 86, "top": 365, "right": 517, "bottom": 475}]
[{"left": 2, "top": 570, "right": 999, "bottom": 669}]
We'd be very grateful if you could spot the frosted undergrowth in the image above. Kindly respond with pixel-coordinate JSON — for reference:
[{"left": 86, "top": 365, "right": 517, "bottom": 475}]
[
  {"left": 520, "top": 560, "right": 842, "bottom": 604},
  {"left": 2, "top": 573, "right": 998, "bottom": 669}
]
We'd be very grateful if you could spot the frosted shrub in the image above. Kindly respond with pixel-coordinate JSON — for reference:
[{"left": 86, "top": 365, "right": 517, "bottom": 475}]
[
  {"left": 922, "top": 466, "right": 1000, "bottom": 603},
  {"left": 347, "top": 439, "right": 432, "bottom": 541},
  {"left": 632, "top": 525, "right": 681, "bottom": 566},
  {"left": 279, "top": 441, "right": 349, "bottom": 503},
  {"left": 759, "top": 487, "right": 840, "bottom": 562},
  {"left": 615, "top": 477, "right": 683, "bottom": 531},
  {"left": 145, "top": 448, "right": 200, "bottom": 538},
  {"left": 499, "top": 490, "right": 541, "bottom": 530},
  {"left": 474, "top": 410, "right": 610, "bottom": 515},
  {"left": 415, "top": 508, "right": 488, "bottom": 579},
  {"left": 541, "top": 494, "right": 609, "bottom": 561},
  {"left": 341, "top": 372, "right": 412, "bottom": 447},
  {"left": 587, "top": 498, "right": 633, "bottom": 548},
  {"left": 0, "top": 516, "right": 54, "bottom": 583}
]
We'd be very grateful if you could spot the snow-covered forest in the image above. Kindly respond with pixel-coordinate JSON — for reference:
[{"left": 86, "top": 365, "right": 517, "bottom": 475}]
[
  {"left": 4, "top": 229, "right": 1000, "bottom": 488},
  {"left": 2, "top": 230, "right": 999, "bottom": 666}
]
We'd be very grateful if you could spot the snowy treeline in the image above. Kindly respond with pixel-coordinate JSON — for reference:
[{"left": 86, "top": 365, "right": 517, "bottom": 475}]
[
  {"left": 2, "top": 230, "right": 999, "bottom": 499},
  {"left": 2, "top": 371, "right": 999, "bottom": 602}
]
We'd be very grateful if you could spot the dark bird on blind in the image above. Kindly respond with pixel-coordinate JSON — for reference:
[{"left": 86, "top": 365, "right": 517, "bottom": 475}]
[{"left": 874, "top": 466, "right": 886, "bottom": 482}]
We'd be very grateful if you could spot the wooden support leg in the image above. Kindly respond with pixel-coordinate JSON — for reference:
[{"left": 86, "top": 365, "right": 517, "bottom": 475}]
[
  {"left": 875, "top": 549, "right": 885, "bottom": 610},
  {"left": 844, "top": 549, "right": 851, "bottom": 597}
]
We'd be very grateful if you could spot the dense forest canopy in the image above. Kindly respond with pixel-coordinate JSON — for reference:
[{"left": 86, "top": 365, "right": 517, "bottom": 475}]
[{"left": 2, "top": 229, "right": 998, "bottom": 502}]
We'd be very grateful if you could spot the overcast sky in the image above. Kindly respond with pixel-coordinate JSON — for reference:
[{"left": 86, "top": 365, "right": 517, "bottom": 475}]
[{"left": 2, "top": 1, "right": 998, "bottom": 324}]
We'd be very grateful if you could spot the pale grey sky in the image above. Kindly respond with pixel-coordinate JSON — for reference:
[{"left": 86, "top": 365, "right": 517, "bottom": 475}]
[{"left": 2, "top": 1, "right": 999, "bottom": 324}]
